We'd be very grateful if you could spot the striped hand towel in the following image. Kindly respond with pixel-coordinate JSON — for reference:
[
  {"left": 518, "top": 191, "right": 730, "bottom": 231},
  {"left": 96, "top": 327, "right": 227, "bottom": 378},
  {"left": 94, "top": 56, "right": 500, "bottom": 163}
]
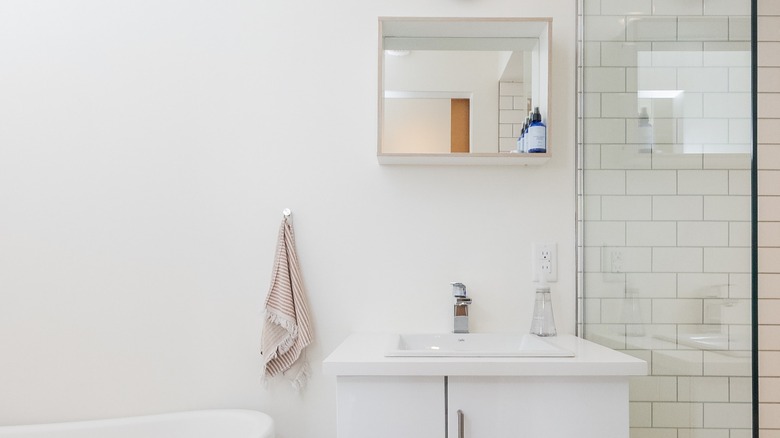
[{"left": 260, "top": 216, "right": 313, "bottom": 390}]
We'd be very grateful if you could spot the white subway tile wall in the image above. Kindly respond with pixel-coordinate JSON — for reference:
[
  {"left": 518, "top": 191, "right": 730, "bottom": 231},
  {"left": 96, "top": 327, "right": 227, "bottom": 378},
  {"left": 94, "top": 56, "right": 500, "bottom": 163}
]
[{"left": 579, "top": 0, "right": 756, "bottom": 436}]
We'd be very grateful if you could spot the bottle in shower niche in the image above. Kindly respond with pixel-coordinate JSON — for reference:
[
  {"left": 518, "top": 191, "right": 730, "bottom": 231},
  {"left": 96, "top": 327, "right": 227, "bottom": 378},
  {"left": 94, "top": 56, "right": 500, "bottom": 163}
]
[
  {"left": 529, "top": 284, "right": 557, "bottom": 337},
  {"left": 637, "top": 107, "right": 653, "bottom": 153},
  {"left": 527, "top": 107, "right": 546, "bottom": 153}
]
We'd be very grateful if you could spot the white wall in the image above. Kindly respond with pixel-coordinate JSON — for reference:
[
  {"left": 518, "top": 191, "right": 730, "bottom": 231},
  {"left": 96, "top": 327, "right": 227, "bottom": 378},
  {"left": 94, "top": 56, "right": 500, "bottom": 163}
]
[{"left": 0, "top": 1, "right": 576, "bottom": 437}]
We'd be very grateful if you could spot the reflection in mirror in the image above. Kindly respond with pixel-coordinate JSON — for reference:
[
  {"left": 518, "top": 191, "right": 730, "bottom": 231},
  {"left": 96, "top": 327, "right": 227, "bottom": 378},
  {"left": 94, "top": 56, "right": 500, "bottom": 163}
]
[
  {"left": 378, "top": 17, "right": 551, "bottom": 163},
  {"left": 383, "top": 91, "right": 471, "bottom": 153}
]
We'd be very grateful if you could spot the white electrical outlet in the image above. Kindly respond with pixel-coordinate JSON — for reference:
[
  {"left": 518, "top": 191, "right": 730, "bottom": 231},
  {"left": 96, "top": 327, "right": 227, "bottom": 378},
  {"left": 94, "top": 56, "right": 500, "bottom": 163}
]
[
  {"left": 602, "top": 247, "right": 625, "bottom": 273},
  {"left": 532, "top": 243, "right": 557, "bottom": 282},
  {"left": 601, "top": 247, "right": 626, "bottom": 282},
  {"left": 611, "top": 250, "right": 624, "bottom": 272}
]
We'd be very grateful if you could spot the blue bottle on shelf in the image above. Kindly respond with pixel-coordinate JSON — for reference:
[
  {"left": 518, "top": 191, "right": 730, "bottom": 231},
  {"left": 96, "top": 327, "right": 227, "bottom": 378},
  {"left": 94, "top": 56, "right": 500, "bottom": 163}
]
[
  {"left": 516, "top": 120, "right": 527, "bottom": 153},
  {"left": 527, "top": 107, "right": 546, "bottom": 153}
]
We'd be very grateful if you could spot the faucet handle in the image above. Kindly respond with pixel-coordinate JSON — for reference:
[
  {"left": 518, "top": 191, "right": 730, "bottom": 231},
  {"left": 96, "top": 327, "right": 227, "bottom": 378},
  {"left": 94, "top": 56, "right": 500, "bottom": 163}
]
[{"left": 451, "top": 282, "right": 467, "bottom": 298}]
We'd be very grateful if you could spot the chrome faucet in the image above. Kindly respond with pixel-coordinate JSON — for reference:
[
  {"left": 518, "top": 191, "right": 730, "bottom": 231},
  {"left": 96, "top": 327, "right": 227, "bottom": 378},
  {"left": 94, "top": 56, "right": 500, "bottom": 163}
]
[{"left": 452, "top": 282, "right": 472, "bottom": 333}]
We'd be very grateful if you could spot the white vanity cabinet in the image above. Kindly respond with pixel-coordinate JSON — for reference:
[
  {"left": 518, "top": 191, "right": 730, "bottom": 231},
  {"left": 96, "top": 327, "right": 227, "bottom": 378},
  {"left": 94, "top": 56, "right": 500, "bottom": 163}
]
[
  {"left": 334, "top": 376, "right": 444, "bottom": 438},
  {"left": 447, "top": 376, "right": 628, "bottom": 438},
  {"left": 323, "top": 334, "right": 646, "bottom": 438}
]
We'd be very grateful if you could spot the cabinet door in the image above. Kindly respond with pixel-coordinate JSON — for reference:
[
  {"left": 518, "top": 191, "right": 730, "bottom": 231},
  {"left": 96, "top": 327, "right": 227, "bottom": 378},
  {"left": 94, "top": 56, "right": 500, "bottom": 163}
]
[
  {"left": 336, "top": 376, "right": 445, "bottom": 438},
  {"left": 447, "top": 376, "right": 629, "bottom": 438}
]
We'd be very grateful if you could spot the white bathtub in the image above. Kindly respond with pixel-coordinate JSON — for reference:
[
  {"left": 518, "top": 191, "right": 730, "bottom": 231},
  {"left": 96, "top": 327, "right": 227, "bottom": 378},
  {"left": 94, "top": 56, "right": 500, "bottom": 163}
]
[{"left": 0, "top": 409, "right": 274, "bottom": 438}]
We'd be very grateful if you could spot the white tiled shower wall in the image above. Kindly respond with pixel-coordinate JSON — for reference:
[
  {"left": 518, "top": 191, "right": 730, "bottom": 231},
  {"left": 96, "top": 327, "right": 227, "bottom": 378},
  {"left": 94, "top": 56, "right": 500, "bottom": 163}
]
[
  {"left": 759, "top": 1, "right": 780, "bottom": 436},
  {"left": 579, "top": 0, "right": 754, "bottom": 436}
]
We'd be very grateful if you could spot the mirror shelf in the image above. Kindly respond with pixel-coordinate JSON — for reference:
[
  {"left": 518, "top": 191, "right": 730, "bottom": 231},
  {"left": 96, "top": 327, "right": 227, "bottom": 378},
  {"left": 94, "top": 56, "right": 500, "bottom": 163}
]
[{"left": 377, "top": 152, "right": 550, "bottom": 166}]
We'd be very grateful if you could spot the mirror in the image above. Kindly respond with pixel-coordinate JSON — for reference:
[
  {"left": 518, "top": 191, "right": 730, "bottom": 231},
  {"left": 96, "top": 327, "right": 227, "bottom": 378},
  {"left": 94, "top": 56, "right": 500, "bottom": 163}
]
[{"left": 378, "top": 17, "right": 552, "bottom": 164}]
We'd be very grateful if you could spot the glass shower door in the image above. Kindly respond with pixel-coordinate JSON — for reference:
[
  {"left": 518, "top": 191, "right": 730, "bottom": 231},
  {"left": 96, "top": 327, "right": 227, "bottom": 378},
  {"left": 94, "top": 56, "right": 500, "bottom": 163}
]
[{"left": 577, "top": 1, "right": 754, "bottom": 436}]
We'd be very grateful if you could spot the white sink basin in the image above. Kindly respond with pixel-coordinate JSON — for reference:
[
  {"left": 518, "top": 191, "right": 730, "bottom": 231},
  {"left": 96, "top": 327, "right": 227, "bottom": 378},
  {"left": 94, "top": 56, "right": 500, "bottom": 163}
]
[{"left": 385, "top": 333, "right": 575, "bottom": 357}]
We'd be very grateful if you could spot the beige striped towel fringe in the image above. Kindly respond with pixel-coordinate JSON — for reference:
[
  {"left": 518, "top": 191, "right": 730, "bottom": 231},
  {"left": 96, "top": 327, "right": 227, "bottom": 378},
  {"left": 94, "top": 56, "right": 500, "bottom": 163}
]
[{"left": 261, "top": 216, "right": 313, "bottom": 390}]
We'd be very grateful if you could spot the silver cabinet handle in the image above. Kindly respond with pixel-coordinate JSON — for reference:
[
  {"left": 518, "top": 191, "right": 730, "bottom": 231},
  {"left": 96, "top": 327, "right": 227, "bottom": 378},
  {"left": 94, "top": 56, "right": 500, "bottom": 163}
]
[{"left": 457, "top": 410, "right": 464, "bottom": 438}]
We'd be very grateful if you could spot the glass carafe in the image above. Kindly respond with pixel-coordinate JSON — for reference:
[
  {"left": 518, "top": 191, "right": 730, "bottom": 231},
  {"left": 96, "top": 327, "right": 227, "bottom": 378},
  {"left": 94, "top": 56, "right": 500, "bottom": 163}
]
[{"left": 530, "top": 286, "right": 557, "bottom": 337}]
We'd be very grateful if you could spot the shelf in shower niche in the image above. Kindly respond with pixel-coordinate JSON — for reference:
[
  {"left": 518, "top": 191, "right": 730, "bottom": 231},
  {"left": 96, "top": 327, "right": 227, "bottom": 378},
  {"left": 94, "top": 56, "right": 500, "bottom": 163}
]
[{"left": 377, "top": 152, "right": 551, "bottom": 166}]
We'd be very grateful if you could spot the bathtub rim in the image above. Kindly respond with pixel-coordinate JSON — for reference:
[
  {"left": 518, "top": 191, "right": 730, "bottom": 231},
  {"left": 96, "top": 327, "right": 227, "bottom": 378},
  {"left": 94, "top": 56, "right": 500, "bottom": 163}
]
[{"left": 0, "top": 409, "right": 274, "bottom": 435}]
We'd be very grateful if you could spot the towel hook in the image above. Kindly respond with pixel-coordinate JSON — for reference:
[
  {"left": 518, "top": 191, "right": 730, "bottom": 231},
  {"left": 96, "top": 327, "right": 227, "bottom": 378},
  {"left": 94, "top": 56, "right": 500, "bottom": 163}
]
[{"left": 283, "top": 208, "right": 292, "bottom": 218}]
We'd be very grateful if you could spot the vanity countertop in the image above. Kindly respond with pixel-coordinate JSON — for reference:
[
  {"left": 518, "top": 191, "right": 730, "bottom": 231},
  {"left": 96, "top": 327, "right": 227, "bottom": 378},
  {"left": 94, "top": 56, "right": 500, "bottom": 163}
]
[{"left": 322, "top": 333, "right": 647, "bottom": 377}]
